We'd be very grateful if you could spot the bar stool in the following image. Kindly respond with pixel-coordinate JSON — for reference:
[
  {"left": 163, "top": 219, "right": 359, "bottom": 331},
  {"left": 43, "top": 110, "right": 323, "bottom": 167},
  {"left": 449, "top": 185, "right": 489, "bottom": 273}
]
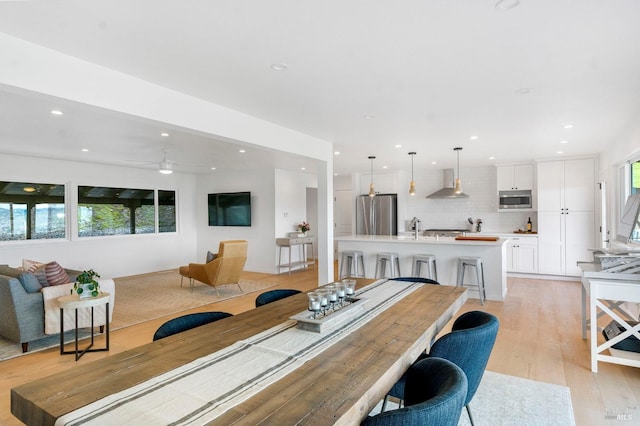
[
  {"left": 411, "top": 254, "right": 438, "bottom": 281},
  {"left": 339, "top": 250, "right": 366, "bottom": 279},
  {"left": 375, "top": 252, "right": 401, "bottom": 279},
  {"left": 456, "top": 256, "right": 486, "bottom": 305}
]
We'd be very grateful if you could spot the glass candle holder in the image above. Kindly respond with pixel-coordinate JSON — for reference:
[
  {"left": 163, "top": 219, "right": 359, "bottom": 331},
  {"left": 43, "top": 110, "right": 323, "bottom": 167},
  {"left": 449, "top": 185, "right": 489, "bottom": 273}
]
[
  {"left": 342, "top": 279, "right": 356, "bottom": 301},
  {"left": 307, "top": 291, "right": 321, "bottom": 319},
  {"left": 335, "top": 283, "right": 346, "bottom": 307},
  {"left": 317, "top": 289, "right": 329, "bottom": 316}
]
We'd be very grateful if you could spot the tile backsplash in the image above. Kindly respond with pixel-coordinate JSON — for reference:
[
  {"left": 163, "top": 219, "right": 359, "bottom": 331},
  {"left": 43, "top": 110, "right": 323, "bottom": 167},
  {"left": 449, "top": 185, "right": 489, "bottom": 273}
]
[{"left": 406, "top": 166, "right": 536, "bottom": 233}]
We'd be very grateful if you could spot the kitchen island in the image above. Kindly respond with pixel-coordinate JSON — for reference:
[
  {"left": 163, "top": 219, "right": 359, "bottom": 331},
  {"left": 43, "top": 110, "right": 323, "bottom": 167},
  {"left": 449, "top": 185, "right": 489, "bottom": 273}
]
[{"left": 336, "top": 235, "right": 508, "bottom": 301}]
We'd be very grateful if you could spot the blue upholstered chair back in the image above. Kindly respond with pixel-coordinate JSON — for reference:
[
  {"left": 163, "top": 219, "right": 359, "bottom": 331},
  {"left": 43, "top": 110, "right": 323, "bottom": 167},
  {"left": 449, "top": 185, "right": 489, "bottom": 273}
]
[
  {"left": 390, "top": 277, "right": 440, "bottom": 285},
  {"left": 429, "top": 310, "right": 499, "bottom": 405},
  {"left": 255, "top": 289, "right": 302, "bottom": 307},
  {"left": 363, "top": 357, "right": 467, "bottom": 426},
  {"left": 152, "top": 311, "right": 233, "bottom": 341}
]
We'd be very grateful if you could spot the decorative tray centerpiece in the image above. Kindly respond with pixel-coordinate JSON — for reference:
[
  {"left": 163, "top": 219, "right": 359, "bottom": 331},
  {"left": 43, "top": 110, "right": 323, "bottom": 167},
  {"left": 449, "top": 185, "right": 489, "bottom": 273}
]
[
  {"left": 291, "top": 280, "right": 366, "bottom": 333},
  {"left": 290, "top": 297, "right": 368, "bottom": 333}
]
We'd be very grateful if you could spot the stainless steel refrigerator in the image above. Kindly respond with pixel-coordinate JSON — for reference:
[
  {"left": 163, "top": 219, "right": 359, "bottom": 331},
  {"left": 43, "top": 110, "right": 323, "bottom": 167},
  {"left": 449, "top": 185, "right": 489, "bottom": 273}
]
[{"left": 356, "top": 193, "right": 398, "bottom": 235}]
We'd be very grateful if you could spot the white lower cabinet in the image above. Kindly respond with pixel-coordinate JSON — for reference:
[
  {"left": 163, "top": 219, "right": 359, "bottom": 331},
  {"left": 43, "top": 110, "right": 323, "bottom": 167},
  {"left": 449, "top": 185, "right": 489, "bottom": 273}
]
[
  {"left": 538, "top": 211, "right": 595, "bottom": 276},
  {"left": 505, "top": 236, "right": 538, "bottom": 273}
]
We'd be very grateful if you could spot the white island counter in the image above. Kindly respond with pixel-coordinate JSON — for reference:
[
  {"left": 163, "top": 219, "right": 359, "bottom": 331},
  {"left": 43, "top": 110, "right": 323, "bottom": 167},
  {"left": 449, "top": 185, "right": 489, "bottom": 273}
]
[{"left": 336, "top": 235, "right": 508, "bottom": 301}]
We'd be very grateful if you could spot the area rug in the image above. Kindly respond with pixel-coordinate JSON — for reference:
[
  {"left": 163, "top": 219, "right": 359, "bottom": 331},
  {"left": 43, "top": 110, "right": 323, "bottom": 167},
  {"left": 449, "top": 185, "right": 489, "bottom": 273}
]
[
  {"left": 372, "top": 371, "right": 576, "bottom": 426},
  {"left": 0, "top": 270, "right": 277, "bottom": 362},
  {"left": 110, "top": 269, "right": 277, "bottom": 329}
]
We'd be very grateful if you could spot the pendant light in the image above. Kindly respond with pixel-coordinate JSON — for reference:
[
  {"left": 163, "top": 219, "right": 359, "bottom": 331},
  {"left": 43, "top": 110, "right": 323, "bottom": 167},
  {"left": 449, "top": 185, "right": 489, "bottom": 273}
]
[
  {"left": 408, "top": 152, "right": 416, "bottom": 196},
  {"left": 453, "top": 147, "right": 464, "bottom": 195},
  {"left": 368, "top": 155, "right": 376, "bottom": 197}
]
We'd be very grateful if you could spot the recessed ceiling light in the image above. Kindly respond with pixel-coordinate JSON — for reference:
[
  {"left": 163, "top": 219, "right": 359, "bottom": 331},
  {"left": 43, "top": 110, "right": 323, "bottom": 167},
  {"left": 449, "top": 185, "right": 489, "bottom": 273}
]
[
  {"left": 270, "top": 63, "right": 288, "bottom": 71},
  {"left": 560, "top": 140, "right": 568, "bottom": 144},
  {"left": 495, "top": 0, "right": 520, "bottom": 10},
  {"left": 382, "top": 165, "right": 388, "bottom": 169},
  {"left": 239, "top": 149, "right": 246, "bottom": 153},
  {"left": 470, "top": 135, "right": 479, "bottom": 140},
  {"left": 81, "top": 148, "right": 89, "bottom": 152},
  {"left": 431, "top": 161, "right": 437, "bottom": 165},
  {"left": 23, "top": 186, "right": 36, "bottom": 193},
  {"left": 211, "top": 167, "right": 216, "bottom": 170},
  {"left": 394, "top": 144, "right": 402, "bottom": 148},
  {"left": 563, "top": 124, "right": 574, "bottom": 129},
  {"left": 515, "top": 88, "right": 531, "bottom": 95},
  {"left": 334, "top": 173, "right": 339, "bottom": 176},
  {"left": 161, "top": 132, "right": 169, "bottom": 137},
  {"left": 363, "top": 114, "right": 375, "bottom": 120},
  {"left": 489, "top": 156, "right": 495, "bottom": 160},
  {"left": 50, "top": 109, "right": 63, "bottom": 116},
  {"left": 557, "top": 151, "right": 564, "bottom": 154},
  {"left": 301, "top": 167, "right": 306, "bottom": 171},
  {"left": 334, "top": 151, "right": 340, "bottom": 155}
]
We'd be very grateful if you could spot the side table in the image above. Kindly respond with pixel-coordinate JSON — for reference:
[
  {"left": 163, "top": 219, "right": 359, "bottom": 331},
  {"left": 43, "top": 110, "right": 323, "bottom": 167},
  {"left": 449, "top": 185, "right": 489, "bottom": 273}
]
[{"left": 57, "top": 292, "right": 110, "bottom": 361}]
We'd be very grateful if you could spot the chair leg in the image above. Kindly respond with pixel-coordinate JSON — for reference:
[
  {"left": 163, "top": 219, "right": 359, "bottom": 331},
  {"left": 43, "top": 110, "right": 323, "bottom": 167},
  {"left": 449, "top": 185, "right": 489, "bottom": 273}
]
[
  {"left": 180, "top": 275, "right": 184, "bottom": 288},
  {"left": 381, "top": 394, "right": 389, "bottom": 412},
  {"left": 466, "top": 404, "right": 475, "bottom": 426}
]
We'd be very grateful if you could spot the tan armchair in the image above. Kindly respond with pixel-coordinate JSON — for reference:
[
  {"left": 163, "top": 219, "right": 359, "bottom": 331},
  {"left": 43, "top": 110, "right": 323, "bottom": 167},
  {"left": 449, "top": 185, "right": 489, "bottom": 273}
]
[{"left": 179, "top": 240, "right": 248, "bottom": 295}]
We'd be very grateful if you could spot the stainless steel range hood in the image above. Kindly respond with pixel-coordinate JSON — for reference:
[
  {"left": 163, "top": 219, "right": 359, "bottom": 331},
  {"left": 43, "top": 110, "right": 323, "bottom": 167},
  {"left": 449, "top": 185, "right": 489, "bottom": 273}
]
[
  {"left": 427, "top": 147, "right": 469, "bottom": 199},
  {"left": 426, "top": 169, "right": 469, "bottom": 198}
]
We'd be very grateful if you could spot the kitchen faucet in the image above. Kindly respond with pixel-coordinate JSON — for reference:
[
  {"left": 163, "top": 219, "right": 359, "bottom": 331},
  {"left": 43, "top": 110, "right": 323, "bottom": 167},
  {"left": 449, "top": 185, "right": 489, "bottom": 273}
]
[{"left": 410, "top": 217, "right": 421, "bottom": 239}]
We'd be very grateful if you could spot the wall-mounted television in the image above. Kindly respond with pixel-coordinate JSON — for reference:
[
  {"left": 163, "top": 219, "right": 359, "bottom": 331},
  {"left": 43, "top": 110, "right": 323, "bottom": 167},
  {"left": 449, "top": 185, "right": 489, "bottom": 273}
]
[{"left": 208, "top": 191, "right": 251, "bottom": 227}]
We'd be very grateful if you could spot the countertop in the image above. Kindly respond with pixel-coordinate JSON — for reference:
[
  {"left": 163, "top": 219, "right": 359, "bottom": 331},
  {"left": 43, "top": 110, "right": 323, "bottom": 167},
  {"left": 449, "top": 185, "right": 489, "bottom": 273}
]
[{"left": 335, "top": 234, "right": 508, "bottom": 246}]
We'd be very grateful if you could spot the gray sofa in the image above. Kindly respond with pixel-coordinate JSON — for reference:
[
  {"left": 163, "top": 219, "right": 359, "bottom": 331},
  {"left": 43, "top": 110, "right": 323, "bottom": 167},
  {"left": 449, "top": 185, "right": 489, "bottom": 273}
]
[{"left": 0, "top": 265, "right": 80, "bottom": 352}]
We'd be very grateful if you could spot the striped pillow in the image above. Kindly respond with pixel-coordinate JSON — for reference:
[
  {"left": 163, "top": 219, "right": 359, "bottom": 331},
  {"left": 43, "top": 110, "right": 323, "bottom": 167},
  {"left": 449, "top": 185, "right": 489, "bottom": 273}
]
[
  {"left": 44, "top": 261, "right": 70, "bottom": 286},
  {"left": 23, "top": 258, "right": 45, "bottom": 272}
]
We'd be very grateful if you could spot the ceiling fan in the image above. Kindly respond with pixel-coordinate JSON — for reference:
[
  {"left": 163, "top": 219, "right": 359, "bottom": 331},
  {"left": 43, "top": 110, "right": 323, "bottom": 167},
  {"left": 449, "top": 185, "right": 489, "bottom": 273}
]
[{"left": 126, "top": 149, "right": 186, "bottom": 174}]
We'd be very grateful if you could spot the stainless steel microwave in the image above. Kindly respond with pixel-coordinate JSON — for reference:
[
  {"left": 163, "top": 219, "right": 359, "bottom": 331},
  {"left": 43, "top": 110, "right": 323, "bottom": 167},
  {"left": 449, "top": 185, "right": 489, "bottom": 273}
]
[{"left": 499, "top": 190, "right": 532, "bottom": 210}]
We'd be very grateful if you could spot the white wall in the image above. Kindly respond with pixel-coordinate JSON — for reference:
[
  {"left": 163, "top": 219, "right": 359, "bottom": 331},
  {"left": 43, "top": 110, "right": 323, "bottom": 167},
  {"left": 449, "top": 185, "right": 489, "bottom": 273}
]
[
  {"left": 195, "top": 169, "right": 275, "bottom": 273},
  {"left": 274, "top": 169, "right": 318, "bottom": 271},
  {"left": 0, "top": 154, "right": 198, "bottom": 278}
]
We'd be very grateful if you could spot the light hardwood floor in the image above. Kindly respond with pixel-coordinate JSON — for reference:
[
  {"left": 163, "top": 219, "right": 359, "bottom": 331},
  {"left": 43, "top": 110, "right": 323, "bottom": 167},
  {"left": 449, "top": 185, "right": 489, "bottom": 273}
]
[{"left": 1, "top": 268, "right": 639, "bottom": 425}]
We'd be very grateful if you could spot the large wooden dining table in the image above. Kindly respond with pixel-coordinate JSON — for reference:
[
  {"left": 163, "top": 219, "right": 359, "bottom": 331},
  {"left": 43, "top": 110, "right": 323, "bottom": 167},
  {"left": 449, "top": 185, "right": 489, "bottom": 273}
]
[{"left": 11, "top": 280, "right": 467, "bottom": 426}]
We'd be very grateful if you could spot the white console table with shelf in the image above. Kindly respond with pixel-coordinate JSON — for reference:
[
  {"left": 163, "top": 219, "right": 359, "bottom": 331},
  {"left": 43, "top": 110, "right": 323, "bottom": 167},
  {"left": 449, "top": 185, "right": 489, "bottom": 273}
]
[
  {"left": 276, "top": 236, "right": 314, "bottom": 274},
  {"left": 579, "top": 261, "right": 640, "bottom": 372}
]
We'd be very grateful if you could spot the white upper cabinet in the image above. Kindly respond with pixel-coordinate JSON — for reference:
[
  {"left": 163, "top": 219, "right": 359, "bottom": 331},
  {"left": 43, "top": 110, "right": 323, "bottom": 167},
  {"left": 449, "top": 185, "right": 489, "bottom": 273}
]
[
  {"left": 537, "top": 159, "right": 595, "bottom": 212},
  {"left": 497, "top": 164, "right": 534, "bottom": 191}
]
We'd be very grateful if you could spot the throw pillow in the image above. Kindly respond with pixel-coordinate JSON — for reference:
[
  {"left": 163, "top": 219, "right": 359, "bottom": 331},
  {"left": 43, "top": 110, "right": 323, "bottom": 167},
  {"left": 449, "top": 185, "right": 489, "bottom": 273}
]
[
  {"left": 45, "top": 261, "right": 70, "bottom": 286},
  {"left": 33, "top": 265, "right": 49, "bottom": 287},
  {"left": 23, "top": 258, "right": 45, "bottom": 272},
  {"left": 206, "top": 251, "right": 217, "bottom": 263},
  {"left": 17, "top": 272, "right": 43, "bottom": 293}
]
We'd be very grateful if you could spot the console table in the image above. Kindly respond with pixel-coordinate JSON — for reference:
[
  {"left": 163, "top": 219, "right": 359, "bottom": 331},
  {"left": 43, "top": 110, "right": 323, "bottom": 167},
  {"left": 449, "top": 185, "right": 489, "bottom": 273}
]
[
  {"left": 276, "top": 236, "right": 314, "bottom": 274},
  {"left": 579, "top": 261, "right": 640, "bottom": 372}
]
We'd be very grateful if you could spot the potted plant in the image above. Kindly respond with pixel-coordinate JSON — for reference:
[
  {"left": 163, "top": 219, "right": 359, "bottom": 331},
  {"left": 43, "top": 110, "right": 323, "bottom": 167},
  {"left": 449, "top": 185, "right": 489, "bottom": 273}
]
[
  {"left": 73, "top": 269, "right": 101, "bottom": 298},
  {"left": 297, "top": 221, "right": 310, "bottom": 236}
]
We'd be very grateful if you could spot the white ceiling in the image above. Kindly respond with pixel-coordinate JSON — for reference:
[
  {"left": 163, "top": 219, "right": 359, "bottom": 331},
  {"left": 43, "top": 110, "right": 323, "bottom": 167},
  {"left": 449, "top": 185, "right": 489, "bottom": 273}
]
[{"left": 1, "top": 0, "right": 639, "bottom": 175}]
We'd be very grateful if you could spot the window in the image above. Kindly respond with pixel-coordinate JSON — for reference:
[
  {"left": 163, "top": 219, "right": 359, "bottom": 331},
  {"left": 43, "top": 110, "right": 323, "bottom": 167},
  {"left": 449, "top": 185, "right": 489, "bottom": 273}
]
[
  {"left": 0, "top": 181, "right": 66, "bottom": 241},
  {"left": 158, "top": 190, "right": 176, "bottom": 233},
  {"left": 78, "top": 186, "right": 155, "bottom": 237},
  {"left": 632, "top": 160, "right": 640, "bottom": 195}
]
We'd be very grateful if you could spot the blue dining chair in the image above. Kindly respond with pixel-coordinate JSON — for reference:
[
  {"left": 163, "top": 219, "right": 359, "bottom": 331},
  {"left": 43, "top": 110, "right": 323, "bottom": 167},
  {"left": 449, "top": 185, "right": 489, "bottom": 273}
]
[
  {"left": 255, "top": 289, "right": 302, "bottom": 307},
  {"left": 152, "top": 311, "right": 233, "bottom": 341},
  {"left": 363, "top": 357, "right": 467, "bottom": 426},
  {"left": 391, "top": 277, "right": 440, "bottom": 285},
  {"left": 382, "top": 311, "right": 499, "bottom": 426}
]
